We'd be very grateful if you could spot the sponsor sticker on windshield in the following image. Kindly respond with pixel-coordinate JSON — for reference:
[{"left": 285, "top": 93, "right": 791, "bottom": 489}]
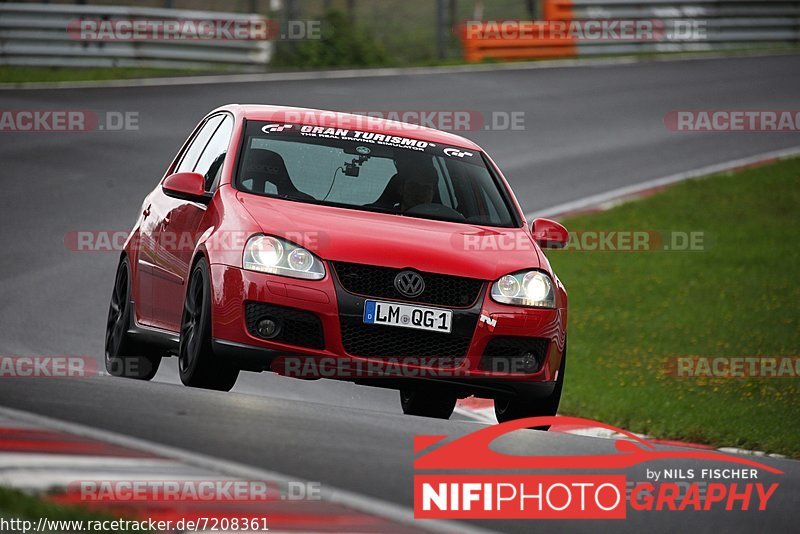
[{"left": 258, "top": 122, "right": 482, "bottom": 162}]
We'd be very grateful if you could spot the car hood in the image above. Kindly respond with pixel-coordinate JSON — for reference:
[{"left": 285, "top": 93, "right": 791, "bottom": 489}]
[{"left": 236, "top": 192, "right": 541, "bottom": 281}]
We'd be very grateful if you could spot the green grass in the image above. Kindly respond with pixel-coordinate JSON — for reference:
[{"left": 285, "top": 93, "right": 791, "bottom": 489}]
[
  {"left": 0, "top": 486, "right": 134, "bottom": 533},
  {"left": 0, "top": 66, "right": 212, "bottom": 84},
  {"left": 549, "top": 157, "right": 800, "bottom": 457}
]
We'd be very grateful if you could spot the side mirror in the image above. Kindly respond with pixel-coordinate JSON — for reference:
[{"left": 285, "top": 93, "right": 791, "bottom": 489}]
[
  {"left": 531, "top": 218, "right": 569, "bottom": 249},
  {"left": 162, "top": 172, "right": 211, "bottom": 204}
]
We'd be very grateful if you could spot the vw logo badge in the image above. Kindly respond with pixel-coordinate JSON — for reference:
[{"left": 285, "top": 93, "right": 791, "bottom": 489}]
[{"left": 394, "top": 271, "right": 425, "bottom": 298}]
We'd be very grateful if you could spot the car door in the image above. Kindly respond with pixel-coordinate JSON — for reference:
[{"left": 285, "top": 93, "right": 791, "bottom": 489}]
[
  {"left": 133, "top": 190, "right": 160, "bottom": 327},
  {"left": 134, "top": 111, "right": 220, "bottom": 328},
  {"left": 151, "top": 114, "right": 234, "bottom": 332},
  {"left": 139, "top": 115, "right": 223, "bottom": 329}
]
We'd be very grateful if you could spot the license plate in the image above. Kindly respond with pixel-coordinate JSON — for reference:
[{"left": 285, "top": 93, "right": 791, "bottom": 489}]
[{"left": 363, "top": 300, "right": 452, "bottom": 333}]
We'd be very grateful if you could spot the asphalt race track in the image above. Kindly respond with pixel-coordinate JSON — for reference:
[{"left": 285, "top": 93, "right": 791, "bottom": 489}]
[{"left": 1, "top": 54, "right": 799, "bottom": 532}]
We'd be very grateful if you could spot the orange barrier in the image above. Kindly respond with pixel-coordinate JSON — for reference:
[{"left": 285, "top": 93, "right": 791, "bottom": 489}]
[
  {"left": 460, "top": 0, "right": 800, "bottom": 63},
  {"left": 543, "top": 0, "right": 574, "bottom": 21},
  {"left": 459, "top": 0, "right": 576, "bottom": 62},
  {"left": 458, "top": 19, "right": 577, "bottom": 63}
]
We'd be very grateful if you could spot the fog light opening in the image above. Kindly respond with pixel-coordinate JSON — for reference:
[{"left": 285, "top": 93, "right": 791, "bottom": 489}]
[
  {"left": 519, "top": 351, "right": 541, "bottom": 374},
  {"left": 256, "top": 317, "right": 282, "bottom": 339}
]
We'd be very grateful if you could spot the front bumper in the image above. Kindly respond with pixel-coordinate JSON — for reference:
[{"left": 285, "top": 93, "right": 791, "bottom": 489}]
[{"left": 209, "top": 264, "right": 566, "bottom": 398}]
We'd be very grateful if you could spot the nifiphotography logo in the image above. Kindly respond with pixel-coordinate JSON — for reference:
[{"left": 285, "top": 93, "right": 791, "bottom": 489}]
[{"left": 413, "top": 416, "right": 782, "bottom": 519}]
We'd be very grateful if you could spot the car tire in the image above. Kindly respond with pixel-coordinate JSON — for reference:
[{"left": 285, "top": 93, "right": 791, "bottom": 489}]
[
  {"left": 494, "top": 337, "right": 567, "bottom": 428},
  {"left": 178, "top": 257, "right": 239, "bottom": 391},
  {"left": 105, "top": 256, "right": 162, "bottom": 380},
  {"left": 400, "top": 388, "right": 457, "bottom": 419}
]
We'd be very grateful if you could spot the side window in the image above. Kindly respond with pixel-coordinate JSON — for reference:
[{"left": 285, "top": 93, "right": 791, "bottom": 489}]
[
  {"left": 193, "top": 115, "right": 234, "bottom": 191},
  {"left": 175, "top": 115, "right": 224, "bottom": 174}
]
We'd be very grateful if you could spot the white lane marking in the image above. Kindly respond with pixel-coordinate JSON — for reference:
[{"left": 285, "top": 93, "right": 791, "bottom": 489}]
[
  {"left": 2, "top": 50, "right": 791, "bottom": 91},
  {"left": 526, "top": 145, "right": 800, "bottom": 219},
  {"left": 556, "top": 427, "right": 647, "bottom": 441},
  {"left": 0, "top": 406, "right": 495, "bottom": 534},
  {"left": 718, "top": 448, "right": 787, "bottom": 459}
]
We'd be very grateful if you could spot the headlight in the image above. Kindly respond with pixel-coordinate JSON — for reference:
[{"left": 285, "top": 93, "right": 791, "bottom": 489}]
[
  {"left": 243, "top": 235, "right": 325, "bottom": 280},
  {"left": 491, "top": 270, "right": 555, "bottom": 308}
]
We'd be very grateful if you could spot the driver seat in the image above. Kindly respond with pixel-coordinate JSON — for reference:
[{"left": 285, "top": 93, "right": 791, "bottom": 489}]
[
  {"left": 369, "top": 160, "right": 442, "bottom": 210},
  {"left": 241, "top": 149, "right": 312, "bottom": 200}
]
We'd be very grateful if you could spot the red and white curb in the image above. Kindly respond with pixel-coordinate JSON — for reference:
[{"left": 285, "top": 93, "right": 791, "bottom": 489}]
[
  {"left": 454, "top": 397, "right": 786, "bottom": 459},
  {"left": 0, "top": 408, "right": 490, "bottom": 534}
]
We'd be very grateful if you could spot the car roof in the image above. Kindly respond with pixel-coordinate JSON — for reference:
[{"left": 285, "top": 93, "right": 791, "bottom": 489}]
[{"left": 213, "top": 104, "right": 483, "bottom": 151}]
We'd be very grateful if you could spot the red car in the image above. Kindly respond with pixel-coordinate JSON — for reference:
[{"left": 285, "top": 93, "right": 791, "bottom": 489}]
[{"left": 105, "top": 105, "right": 569, "bottom": 421}]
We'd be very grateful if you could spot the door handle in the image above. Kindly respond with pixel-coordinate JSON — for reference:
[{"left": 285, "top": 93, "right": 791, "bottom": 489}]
[{"left": 142, "top": 205, "right": 151, "bottom": 217}]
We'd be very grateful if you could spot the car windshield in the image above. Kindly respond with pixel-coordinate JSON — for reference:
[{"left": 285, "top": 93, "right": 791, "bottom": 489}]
[{"left": 235, "top": 121, "right": 518, "bottom": 227}]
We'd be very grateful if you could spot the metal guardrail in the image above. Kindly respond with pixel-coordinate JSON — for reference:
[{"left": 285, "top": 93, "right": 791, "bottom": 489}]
[
  {"left": 0, "top": 3, "right": 271, "bottom": 70},
  {"left": 461, "top": 0, "right": 800, "bottom": 62}
]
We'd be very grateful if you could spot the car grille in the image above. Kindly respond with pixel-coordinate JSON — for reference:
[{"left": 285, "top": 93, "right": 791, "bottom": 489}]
[
  {"left": 340, "top": 321, "right": 474, "bottom": 366},
  {"left": 479, "top": 336, "right": 549, "bottom": 374},
  {"left": 332, "top": 262, "right": 484, "bottom": 307},
  {"left": 245, "top": 302, "right": 325, "bottom": 350}
]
